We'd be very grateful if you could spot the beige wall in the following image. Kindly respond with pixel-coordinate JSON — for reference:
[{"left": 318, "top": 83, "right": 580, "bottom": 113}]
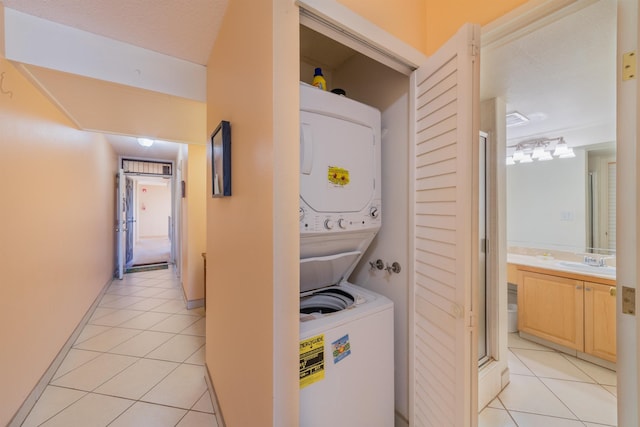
[
  {"left": 338, "top": 0, "right": 427, "bottom": 53},
  {"left": 424, "top": 0, "right": 529, "bottom": 54},
  {"left": 205, "top": 0, "right": 276, "bottom": 425},
  {"left": 205, "top": 0, "right": 300, "bottom": 423},
  {"left": 0, "top": 58, "right": 117, "bottom": 425},
  {"left": 338, "top": 0, "right": 530, "bottom": 55},
  {"left": 180, "top": 144, "right": 206, "bottom": 302},
  {"left": 137, "top": 181, "right": 171, "bottom": 238}
]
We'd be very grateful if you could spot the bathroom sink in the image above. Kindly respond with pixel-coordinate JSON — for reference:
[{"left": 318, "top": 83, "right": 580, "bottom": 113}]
[{"left": 555, "top": 261, "right": 616, "bottom": 277}]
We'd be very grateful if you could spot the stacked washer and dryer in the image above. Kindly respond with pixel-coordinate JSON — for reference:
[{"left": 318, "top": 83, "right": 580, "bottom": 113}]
[{"left": 299, "top": 82, "right": 394, "bottom": 427}]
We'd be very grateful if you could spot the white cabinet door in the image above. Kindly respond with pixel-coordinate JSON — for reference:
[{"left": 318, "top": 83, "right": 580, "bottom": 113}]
[{"left": 411, "top": 23, "right": 480, "bottom": 427}]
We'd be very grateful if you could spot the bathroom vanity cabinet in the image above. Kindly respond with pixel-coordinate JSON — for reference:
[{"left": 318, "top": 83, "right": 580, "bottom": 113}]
[{"left": 511, "top": 264, "right": 617, "bottom": 363}]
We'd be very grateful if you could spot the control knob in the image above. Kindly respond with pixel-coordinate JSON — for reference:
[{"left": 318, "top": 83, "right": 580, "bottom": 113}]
[
  {"left": 338, "top": 218, "right": 347, "bottom": 229},
  {"left": 370, "top": 206, "right": 379, "bottom": 218},
  {"left": 324, "top": 219, "right": 334, "bottom": 230}
]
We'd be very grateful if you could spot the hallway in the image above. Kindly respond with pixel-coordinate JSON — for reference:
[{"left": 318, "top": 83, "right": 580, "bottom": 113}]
[
  {"left": 130, "top": 237, "right": 172, "bottom": 267},
  {"left": 20, "top": 267, "right": 215, "bottom": 427}
]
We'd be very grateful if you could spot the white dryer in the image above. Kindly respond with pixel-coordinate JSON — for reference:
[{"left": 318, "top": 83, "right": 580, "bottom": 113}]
[
  {"left": 299, "top": 82, "right": 381, "bottom": 237},
  {"left": 299, "top": 82, "right": 394, "bottom": 427}
]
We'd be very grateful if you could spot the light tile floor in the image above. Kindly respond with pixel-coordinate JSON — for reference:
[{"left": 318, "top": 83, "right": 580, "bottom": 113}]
[
  {"left": 480, "top": 333, "right": 617, "bottom": 427},
  {"left": 21, "top": 267, "right": 216, "bottom": 427}
]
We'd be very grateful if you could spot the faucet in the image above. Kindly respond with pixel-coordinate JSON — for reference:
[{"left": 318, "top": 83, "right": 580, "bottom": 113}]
[
  {"left": 583, "top": 255, "right": 615, "bottom": 267},
  {"left": 583, "top": 255, "right": 599, "bottom": 266},
  {"left": 598, "top": 256, "right": 615, "bottom": 267}
]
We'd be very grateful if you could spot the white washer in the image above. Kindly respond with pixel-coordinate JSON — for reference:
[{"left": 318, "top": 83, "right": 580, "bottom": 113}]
[
  {"left": 299, "top": 83, "right": 394, "bottom": 427},
  {"left": 299, "top": 283, "right": 394, "bottom": 427}
]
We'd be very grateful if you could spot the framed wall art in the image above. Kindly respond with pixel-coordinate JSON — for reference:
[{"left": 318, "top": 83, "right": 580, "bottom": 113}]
[{"left": 211, "top": 120, "right": 231, "bottom": 197}]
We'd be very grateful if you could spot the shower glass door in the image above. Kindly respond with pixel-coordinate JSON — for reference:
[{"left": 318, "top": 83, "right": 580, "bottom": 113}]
[{"left": 478, "top": 133, "right": 489, "bottom": 365}]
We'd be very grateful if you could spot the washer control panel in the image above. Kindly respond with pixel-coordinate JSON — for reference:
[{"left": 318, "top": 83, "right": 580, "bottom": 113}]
[{"left": 299, "top": 200, "right": 381, "bottom": 233}]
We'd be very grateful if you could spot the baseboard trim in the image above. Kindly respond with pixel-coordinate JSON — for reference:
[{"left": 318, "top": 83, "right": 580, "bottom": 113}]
[
  {"left": 180, "top": 280, "right": 205, "bottom": 310},
  {"left": 519, "top": 331, "right": 616, "bottom": 371},
  {"left": 204, "top": 363, "right": 226, "bottom": 427},
  {"left": 395, "top": 411, "right": 409, "bottom": 427},
  {"left": 186, "top": 298, "right": 205, "bottom": 310},
  {"left": 8, "top": 276, "right": 113, "bottom": 427}
]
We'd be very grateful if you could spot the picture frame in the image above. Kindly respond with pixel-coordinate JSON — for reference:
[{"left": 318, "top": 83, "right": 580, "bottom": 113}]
[{"left": 211, "top": 120, "right": 231, "bottom": 197}]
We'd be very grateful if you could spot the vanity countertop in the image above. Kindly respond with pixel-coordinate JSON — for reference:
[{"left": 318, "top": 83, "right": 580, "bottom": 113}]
[{"left": 508, "top": 253, "right": 616, "bottom": 281}]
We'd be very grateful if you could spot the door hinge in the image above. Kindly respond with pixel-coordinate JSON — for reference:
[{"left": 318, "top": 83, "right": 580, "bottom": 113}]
[
  {"left": 622, "top": 286, "right": 636, "bottom": 315},
  {"left": 469, "top": 41, "right": 479, "bottom": 58},
  {"left": 622, "top": 51, "right": 637, "bottom": 81},
  {"left": 468, "top": 312, "right": 477, "bottom": 328}
]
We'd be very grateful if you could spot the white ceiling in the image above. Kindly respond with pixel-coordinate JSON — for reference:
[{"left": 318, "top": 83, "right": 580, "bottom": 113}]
[
  {"left": 2, "top": 0, "right": 228, "bottom": 160},
  {"left": 2, "top": 0, "right": 616, "bottom": 158},
  {"left": 2, "top": 0, "right": 227, "bottom": 66},
  {"left": 481, "top": 0, "right": 617, "bottom": 149},
  {"left": 105, "top": 135, "right": 184, "bottom": 162}
]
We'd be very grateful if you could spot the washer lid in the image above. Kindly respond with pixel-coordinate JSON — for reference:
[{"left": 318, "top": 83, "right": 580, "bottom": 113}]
[{"left": 300, "top": 250, "right": 361, "bottom": 293}]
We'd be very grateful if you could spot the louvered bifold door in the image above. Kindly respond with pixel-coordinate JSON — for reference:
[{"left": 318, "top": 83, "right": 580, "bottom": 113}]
[{"left": 411, "top": 23, "right": 480, "bottom": 427}]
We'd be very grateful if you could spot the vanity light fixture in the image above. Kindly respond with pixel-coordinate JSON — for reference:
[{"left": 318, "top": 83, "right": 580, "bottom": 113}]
[{"left": 507, "top": 136, "right": 575, "bottom": 165}]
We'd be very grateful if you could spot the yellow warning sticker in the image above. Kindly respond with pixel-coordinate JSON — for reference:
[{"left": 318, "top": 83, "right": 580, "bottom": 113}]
[
  {"left": 328, "top": 166, "right": 350, "bottom": 186},
  {"left": 299, "top": 334, "right": 325, "bottom": 389}
]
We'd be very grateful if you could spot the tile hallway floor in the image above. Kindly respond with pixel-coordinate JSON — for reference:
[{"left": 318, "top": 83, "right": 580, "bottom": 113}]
[
  {"left": 480, "top": 333, "right": 617, "bottom": 427},
  {"left": 21, "top": 266, "right": 217, "bottom": 427}
]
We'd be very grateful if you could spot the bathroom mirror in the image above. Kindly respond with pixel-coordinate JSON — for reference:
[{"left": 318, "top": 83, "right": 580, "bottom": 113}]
[
  {"left": 481, "top": 0, "right": 617, "bottom": 257},
  {"left": 506, "top": 143, "right": 616, "bottom": 256}
]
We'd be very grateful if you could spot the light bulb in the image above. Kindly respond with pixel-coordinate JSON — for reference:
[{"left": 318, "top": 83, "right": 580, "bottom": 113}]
[
  {"left": 553, "top": 141, "right": 570, "bottom": 156},
  {"left": 519, "top": 154, "right": 533, "bottom": 163},
  {"left": 538, "top": 151, "right": 553, "bottom": 161},
  {"left": 559, "top": 148, "right": 576, "bottom": 159},
  {"left": 513, "top": 148, "right": 525, "bottom": 161},
  {"left": 532, "top": 146, "right": 545, "bottom": 159}
]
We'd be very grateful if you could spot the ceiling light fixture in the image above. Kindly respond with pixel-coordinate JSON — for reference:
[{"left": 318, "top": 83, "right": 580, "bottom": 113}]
[
  {"left": 137, "top": 137, "right": 154, "bottom": 147},
  {"left": 507, "top": 137, "right": 575, "bottom": 165}
]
